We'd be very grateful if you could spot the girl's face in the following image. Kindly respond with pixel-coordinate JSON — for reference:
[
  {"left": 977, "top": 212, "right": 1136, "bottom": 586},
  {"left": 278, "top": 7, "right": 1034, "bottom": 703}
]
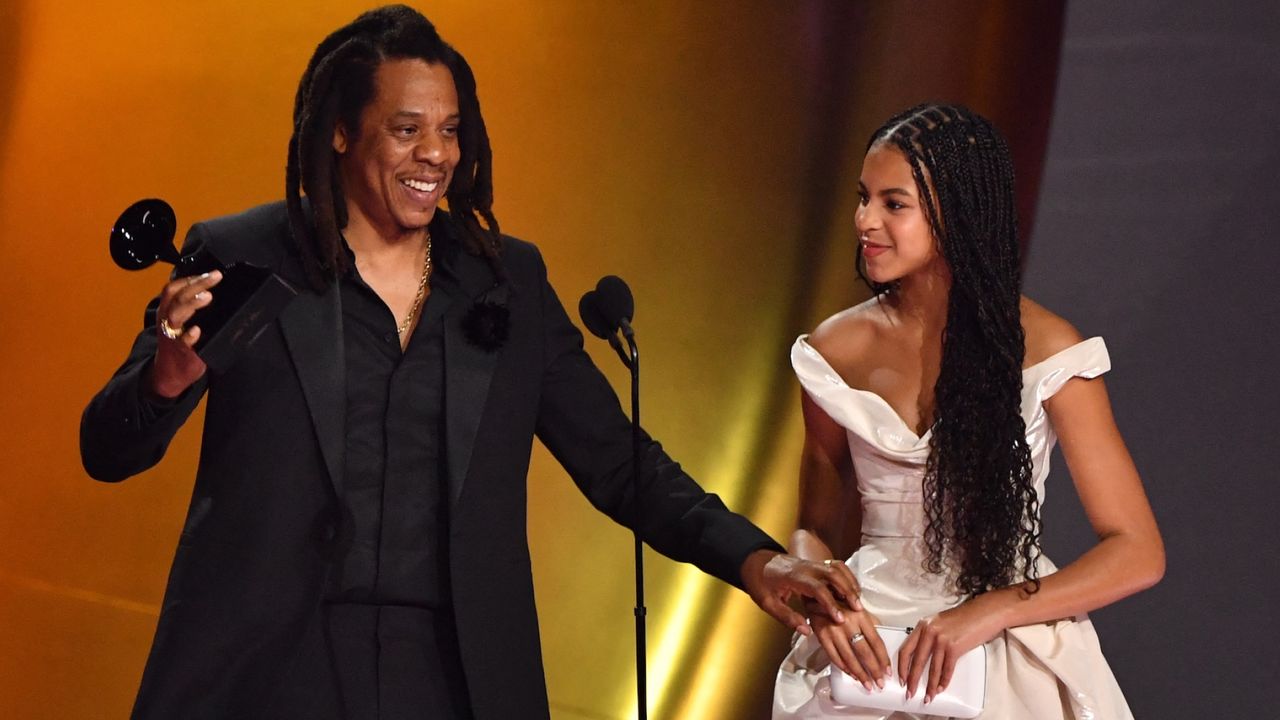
[{"left": 855, "top": 143, "right": 943, "bottom": 285}]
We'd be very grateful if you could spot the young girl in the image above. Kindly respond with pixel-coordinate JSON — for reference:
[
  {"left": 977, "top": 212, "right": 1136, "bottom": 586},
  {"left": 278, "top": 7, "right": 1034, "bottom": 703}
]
[{"left": 773, "top": 104, "right": 1164, "bottom": 719}]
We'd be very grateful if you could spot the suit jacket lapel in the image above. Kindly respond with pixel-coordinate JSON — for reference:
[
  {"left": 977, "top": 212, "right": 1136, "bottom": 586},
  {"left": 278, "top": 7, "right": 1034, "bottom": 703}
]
[
  {"left": 442, "top": 245, "right": 508, "bottom": 508},
  {"left": 279, "top": 281, "right": 346, "bottom": 500}
]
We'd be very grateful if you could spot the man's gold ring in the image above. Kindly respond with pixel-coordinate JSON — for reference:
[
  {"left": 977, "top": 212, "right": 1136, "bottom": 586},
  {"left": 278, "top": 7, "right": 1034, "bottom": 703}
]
[{"left": 159, "top": 317, "right": 183, "bottom": 340}]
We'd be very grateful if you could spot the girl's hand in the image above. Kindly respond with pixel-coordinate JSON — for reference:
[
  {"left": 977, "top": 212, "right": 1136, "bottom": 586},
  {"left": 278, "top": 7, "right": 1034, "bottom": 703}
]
[
  {"left": 806, "top": 599, "right": 892, "bottom": 691},
  {"left": 898, "top": 593, "right": 1006, "bottom": 703}
]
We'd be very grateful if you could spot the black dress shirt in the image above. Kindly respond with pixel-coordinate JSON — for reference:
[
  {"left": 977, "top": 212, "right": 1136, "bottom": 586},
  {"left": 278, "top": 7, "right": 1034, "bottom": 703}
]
[{"left": 326, "top": 249, "right": 461, "bottom": 608}]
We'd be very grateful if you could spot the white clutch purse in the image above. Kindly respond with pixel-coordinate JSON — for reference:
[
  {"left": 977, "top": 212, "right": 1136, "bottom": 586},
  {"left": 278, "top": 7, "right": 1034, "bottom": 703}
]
[{"left": 829, "top": 626, "right": 986, "bottom": 718}]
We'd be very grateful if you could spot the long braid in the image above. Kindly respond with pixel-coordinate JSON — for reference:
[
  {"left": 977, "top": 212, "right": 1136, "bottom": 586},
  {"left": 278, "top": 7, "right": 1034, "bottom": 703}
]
[
  {"left": 442, "top": 46, "right": 506, "bottom": 283},
  {"left": 285, "top": 5, "right": 505, "bottom": 291},
  {"left": 286, "top": 15, "right": 384, "bottom": 288},
  {"left": 862, "top": 104, "right": 1041, "bottom": 596},
  {"left": 298, "top": 37, "right": 376, "bottom": 280}
]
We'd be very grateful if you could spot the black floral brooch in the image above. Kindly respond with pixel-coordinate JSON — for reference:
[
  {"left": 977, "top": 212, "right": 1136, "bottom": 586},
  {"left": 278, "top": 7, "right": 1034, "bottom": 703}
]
[{"left": 462, "top": 297, "right": 510, "bottom": 352}]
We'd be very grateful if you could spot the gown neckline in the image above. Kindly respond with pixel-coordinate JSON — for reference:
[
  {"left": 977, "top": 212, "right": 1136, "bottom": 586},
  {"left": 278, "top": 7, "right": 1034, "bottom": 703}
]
[{"left": 795, "top": 335, "right": 1103, "bottom": 443}]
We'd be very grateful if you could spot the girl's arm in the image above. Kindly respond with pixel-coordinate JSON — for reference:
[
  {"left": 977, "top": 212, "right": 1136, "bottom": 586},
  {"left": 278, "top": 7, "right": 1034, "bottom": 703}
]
[
  {"left": 791, "top": 392, "right": 893, "bottom": 688},
  {"left": 791, "top": 393, "right": 863, "bottom": 563},
  {"left": 901, "top": 372, "right": 1165, "bottom": 701}
]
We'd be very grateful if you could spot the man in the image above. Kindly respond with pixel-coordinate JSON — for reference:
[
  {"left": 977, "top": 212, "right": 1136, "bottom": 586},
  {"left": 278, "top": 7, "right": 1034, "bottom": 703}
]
[{"left": 81, "top": 6, "right": 856, "bottom": 718}]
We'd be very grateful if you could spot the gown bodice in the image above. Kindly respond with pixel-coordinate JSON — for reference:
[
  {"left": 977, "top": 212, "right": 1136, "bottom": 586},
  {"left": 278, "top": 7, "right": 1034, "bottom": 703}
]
[
  {"left": 774, "top": 334, "right": 1133, "bottom": 720},
  {"left": 792, "top": 334, "right": 1110, "bottom": 543}
]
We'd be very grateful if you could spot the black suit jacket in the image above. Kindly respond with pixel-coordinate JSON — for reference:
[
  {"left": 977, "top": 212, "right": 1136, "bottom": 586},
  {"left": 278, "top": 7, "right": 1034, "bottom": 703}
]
[{"left": 81, "top": 202, "right": 780, "bottom": 719}]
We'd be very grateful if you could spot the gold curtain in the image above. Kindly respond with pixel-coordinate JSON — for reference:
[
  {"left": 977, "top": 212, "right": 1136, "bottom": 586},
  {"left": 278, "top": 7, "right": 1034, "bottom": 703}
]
[{"left": 0, "top": 2, "right": 1061, "bottom": 717}]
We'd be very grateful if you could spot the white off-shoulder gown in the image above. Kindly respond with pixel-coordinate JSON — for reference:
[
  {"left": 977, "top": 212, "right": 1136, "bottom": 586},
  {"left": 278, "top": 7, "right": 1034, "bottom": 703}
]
[{"left": 773, "top": 336, "right": 1134, "bottom": 720}]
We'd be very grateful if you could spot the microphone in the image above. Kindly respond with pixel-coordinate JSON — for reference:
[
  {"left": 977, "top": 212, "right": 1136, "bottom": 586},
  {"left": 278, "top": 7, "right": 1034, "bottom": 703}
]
[
  {"left": 594, "top": 275, "right": 634, "bottom": 337},
  {"left": 577, "top": 289, "right": 614, "bottom": 340},
  {"left": 578, "top": 276, "right": 636, "bottom": 367}
]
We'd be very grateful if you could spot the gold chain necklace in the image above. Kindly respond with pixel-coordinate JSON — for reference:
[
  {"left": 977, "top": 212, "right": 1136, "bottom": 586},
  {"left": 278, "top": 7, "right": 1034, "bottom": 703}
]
[{"left": 396, "top": 232, "right": 433, "bottom": 340}]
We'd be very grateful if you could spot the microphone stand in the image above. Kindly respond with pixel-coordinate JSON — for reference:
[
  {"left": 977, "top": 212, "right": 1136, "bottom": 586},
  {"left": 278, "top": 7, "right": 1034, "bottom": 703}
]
[
  {"left": 579, "top": 282, "right": 647, "bottom": 720},
  {"left": 613, "top": 319, "right": 646, "bottom": 720}
]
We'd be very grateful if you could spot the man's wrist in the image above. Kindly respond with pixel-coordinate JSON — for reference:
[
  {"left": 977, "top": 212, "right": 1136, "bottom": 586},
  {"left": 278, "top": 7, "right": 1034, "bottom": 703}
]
[{"left": 739, "top": 547, "right": 781, "bottom": 588}]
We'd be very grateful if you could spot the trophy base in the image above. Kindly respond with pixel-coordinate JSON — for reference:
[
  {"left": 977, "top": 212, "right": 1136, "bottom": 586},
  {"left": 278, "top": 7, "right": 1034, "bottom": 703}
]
[
  {"left": 145, "top": 261, "right": 299, "bottom": 374},
  {"left": 194, "top": 264, "right": 298, "bottom": 374}
]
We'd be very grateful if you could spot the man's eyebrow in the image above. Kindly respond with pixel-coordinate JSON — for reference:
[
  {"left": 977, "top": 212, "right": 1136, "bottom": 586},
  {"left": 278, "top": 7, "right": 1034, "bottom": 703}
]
[{"left": 390, "top": 110, "right": 462, "bottom": 120}]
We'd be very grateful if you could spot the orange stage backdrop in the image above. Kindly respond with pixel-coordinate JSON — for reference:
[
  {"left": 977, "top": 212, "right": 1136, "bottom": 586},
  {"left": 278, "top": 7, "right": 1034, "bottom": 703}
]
[{"left": 0, "top": 2, "right": 1061, "bottom": 718}]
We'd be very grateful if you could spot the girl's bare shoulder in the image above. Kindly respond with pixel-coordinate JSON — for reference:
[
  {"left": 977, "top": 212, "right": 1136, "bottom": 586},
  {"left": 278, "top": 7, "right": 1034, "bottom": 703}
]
[
  {"left": 1021, "top": 296, "right": 1085, "bottom": 366},
  {"left": 808, "top": 296, "right": 893, "bottom": 371}
]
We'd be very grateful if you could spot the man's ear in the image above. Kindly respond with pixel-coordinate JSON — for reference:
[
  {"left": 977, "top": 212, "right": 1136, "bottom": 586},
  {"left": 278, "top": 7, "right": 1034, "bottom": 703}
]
[{"left": 333, "top": 123, "right": 349, "bottom": 154}]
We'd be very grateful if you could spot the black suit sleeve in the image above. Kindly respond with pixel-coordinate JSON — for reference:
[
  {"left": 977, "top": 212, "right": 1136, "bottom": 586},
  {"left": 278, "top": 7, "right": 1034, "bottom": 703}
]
[
  {"left": 529, "top": 246, "right": 782, "bottom": 589},
  {"left": 80, "top": 224, "right": 213, "bottom": 482}
]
